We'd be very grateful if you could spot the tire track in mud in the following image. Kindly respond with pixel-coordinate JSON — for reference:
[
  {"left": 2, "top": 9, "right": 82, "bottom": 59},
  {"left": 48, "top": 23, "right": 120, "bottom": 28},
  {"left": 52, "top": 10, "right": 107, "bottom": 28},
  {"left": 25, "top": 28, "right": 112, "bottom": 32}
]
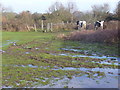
[
  {"left": 28, "top": 55, "right": 113, "bottom": 68},
  {"left": 4, "top": 40, "right": 54, "bottom": 55},
  {"left": 3, "top": 39, "right": 119, "bottom": 69},
  {"left": 28, "top": 56, "right": 72, "bottom": 67}
]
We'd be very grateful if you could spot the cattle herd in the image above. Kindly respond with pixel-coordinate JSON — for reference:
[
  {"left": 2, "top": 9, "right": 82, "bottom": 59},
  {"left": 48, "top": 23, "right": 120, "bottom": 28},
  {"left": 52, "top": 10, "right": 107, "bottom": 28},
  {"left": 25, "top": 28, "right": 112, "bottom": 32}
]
[{"left": 76, "top": 20, "right": 105, "bottom": 30}]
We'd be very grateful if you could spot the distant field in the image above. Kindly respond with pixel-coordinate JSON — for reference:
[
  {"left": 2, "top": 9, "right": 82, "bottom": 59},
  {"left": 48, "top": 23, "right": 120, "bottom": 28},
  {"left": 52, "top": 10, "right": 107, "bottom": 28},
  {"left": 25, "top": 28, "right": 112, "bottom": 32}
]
[{"left": 2, "top": 31, "right": 119, "bottom": 88}]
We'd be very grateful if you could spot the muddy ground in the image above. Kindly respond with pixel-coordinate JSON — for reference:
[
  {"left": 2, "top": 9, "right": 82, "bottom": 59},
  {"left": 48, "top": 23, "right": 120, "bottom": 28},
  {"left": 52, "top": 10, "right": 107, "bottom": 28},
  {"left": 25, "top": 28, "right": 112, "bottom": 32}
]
[{"left": 2, "top": 32, "right": 120, "bottom": 88}]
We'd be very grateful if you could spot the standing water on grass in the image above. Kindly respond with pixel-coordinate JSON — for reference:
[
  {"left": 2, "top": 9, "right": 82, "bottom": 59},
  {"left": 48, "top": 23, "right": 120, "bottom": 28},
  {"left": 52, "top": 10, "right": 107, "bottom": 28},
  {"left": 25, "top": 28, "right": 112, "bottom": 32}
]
[
  {"left": 2, "top": 37, "right": 119, "bottom": 88},
  {"left": 43, "top": 47, "right": 120, "bottom": 88},
  {"left": 2, "top": 40, "right": 19, "bottom": 47}
]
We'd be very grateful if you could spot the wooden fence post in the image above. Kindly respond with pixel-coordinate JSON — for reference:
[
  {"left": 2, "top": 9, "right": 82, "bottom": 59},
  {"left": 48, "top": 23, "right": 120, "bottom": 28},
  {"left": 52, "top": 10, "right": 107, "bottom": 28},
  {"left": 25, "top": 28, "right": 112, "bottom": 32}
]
[
  {"left": 50, "top": 23, "right": 53, "bottom": 32},
  {"left": 47, "top": 23, "right": 50, "bottom": 32},
  {"left": 26, "top": 25, "right": 30, "bottom": 31},
  {"left": 41, "top": 20, "right": 43, "bottom": 31},
  {"left": 34, "top": 24, "right": 37, "bottom": 32}
]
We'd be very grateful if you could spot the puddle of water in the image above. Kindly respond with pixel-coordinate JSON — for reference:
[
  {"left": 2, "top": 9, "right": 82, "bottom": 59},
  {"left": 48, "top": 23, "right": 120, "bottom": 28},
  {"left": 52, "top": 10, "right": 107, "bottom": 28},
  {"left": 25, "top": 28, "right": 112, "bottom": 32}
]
[
  {"left": 90, "top": 68, "right": 119, "bottom": 77},
  {"left": 3, "top": 64, "right": 119, "bottom": 88},
  {"left": 53, "top": 53, "right": 119, "bottom": 61},
  {"left": 92, "top": 60, "right": 119, "bottom": 65},
  {"left": 100, "top": 61, "right": 118, "bottom": 65},
  {"left": 15, "top": 64, "right": 38, "bottom": 68},
  {"left": 0, "top": 49, "right": 5, "bottom": 53},
  {"left": 72, "top": 54, "right": 107, "bottom": 59},
  {"left": 117, "top": 57, "right": 120, "bottom": 63},
  {"left": 53, "top": 67, "right": 119, "bottom": 76},
  {"left": 60, "top": 47, "right": 119, "bottom": 59},
  {"left": 28, "top": 64, "right": 38, "bottom": 68},
  {"left": 2, "top": 86, "right": 13, "bottom": 88},
  {"left": 51, "top": 52, "right": 119, "bottom": 66},
  {"left": 2, "top": 40, "right": 19, "bottom": 47},
  {"left": 53, "top": 67, "right": 89, "bottom": 71},
  {"left": 36, "top": 72, "right": 118, "bottom": 88},
  {"left": 35, "top": 48, "right": 39, "bottom": 50},
  {"left": 14, "top": 64, "right": 51, "bottom": 69},
  {"left": 12, "top": 42, "right": 17, "bottom": 46},
  {"left": 68, "top": 75, "right": 118, "bottom": 88},
  {"left": 59, "top": 53, "right": 69, "bottom": 56},
  {"left": 92, "top": 53, "right": 97, "bottom": 56},
  {"left": 93, "top": 73, "right": 98, "bottom": 77},
  {"left": 46, "top": 66, "right": 119, "bottom": 88},
  {"left": 62, "top": 53, "right": 117, "bottom": 59},
  {"left": 25, "top": 52, "right": 30, "bottom": 54},
  {"left": 60, "top": 48, "right": 101, "bottom": 56},
  {"left": 60, "top": 48, "right": 83, "bottom": 52},
  {"left": 4, "top": 64, "right": 119, "bottom": 77}
]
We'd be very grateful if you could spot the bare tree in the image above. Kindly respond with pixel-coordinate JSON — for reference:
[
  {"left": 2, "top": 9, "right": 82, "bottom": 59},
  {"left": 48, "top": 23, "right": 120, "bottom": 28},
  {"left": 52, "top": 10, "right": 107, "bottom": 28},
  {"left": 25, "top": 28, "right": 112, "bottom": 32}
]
[
  {"left": 19, "top": 11, "right": 34, "bottom": 28},
  {"left": 0, "top": 3, "right": 5, "bottom": 13},
  {"left": 48, "top": 2, "right": 64, "bottom": 13},
  {"left": 0, "top": 4, "right": 2, "bottom": 30},
  {"left": 115, "top": 1, "right": 120, "bottom": 18},
  {"left": 66, "top": 2, "right": 78, "bottom": 13},
  {"left": 92, "top": 3, "right": 110, "bottom": 20}
]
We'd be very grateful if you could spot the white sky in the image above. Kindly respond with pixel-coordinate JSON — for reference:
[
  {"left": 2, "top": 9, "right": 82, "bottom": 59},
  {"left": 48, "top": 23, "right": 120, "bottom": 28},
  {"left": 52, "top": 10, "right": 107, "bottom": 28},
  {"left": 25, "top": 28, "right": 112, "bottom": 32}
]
[{"left": 0, "top": 0, "right": 119, "bottom": 13}]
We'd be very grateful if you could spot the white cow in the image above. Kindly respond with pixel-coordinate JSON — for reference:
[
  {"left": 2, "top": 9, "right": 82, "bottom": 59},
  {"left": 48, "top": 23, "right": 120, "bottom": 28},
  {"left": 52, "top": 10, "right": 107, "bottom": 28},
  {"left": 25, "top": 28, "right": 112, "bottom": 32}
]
[
  {"left": 94, "top": 21, "right": 104, "bottom": 30},
  {"left": 100, "top": 21, "right": 104, "bottom": 29},
  {"left": 77, "top": 21, "right": 86, "bottom": 30}
]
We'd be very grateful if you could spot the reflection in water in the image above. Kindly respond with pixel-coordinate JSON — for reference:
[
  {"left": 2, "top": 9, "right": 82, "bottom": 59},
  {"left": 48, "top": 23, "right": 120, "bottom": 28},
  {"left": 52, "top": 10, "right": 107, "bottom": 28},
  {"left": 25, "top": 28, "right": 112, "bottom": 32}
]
[
  {"left": 51, "top": 53, "right": 119, "bottom": 65},
  {"left": 2, "top": 45, "right": 119, "bottom": 88},
  {"left": 2, "top": 40, "right": 19, "bottom": 47},
  {"left": 53, "top": 67, "right": 119, "bottom": 76},
  {"left": 0, "top": 49, "right": 5, "bottom": 53},
  {"left": 25, "top": 52, "right": 30, "bottom": 54}
]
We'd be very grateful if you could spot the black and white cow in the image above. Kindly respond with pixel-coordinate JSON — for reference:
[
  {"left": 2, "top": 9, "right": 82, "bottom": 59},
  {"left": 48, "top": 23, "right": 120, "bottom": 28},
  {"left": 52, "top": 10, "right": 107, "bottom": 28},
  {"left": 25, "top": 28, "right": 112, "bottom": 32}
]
[
  {"left": 77, "top": 21, "right": 86, "bottom": 30},
  {"left": 94, "top": 21, "right": 104, "bottom": 30}
]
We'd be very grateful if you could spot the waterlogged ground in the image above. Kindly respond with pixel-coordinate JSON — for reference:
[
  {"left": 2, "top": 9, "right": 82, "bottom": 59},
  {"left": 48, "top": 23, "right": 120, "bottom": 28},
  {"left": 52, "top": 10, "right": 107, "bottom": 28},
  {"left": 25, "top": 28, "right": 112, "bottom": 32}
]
[{"left": 2, "top": 32, "right": 120, "bottom": 88}]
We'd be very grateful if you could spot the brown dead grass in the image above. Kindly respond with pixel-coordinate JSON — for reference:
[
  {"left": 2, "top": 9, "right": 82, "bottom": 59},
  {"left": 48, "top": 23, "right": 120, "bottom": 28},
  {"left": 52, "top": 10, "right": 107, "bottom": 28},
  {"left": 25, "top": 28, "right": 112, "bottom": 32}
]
[
  {"left": 103, "top": 21, "right": 119, "bottom": 30},
  {"left": 61, "top": 29, "right": 119, "bottom": 43}
]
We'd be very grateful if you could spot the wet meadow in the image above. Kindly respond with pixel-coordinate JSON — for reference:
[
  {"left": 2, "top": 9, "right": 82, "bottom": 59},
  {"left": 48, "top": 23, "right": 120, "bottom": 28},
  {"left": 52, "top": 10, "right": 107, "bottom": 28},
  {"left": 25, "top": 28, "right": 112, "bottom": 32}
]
[{"left": 2, "top": 31, "right": 120, "bottom": 88}]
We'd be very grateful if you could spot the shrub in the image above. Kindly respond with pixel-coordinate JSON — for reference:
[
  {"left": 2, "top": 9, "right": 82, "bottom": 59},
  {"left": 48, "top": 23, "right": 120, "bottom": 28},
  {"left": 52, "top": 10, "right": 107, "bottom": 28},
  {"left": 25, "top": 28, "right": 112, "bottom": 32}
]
[{"left": 61, "top": 29, "right": 119, "bottom": 43}]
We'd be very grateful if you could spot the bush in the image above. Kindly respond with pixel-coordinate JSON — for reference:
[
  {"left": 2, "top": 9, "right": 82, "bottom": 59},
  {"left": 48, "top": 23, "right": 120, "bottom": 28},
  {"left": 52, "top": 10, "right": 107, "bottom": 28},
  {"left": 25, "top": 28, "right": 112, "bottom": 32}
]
[{"left": 61, "top": 29, "right": 119, "bottom": 43}]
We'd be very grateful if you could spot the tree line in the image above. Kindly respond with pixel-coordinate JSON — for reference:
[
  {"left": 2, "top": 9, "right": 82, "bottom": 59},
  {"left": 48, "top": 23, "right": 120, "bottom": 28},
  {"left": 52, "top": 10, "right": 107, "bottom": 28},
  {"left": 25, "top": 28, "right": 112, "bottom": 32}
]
[{"left": 1, "top": 1, "right": 120, "bottom": 32}]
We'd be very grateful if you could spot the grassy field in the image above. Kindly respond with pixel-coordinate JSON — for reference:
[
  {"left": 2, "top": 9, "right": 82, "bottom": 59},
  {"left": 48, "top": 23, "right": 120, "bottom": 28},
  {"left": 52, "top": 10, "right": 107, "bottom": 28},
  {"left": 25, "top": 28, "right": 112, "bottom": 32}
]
[{"left": 2, "top": 31, "right": 119, "bottom": 88}]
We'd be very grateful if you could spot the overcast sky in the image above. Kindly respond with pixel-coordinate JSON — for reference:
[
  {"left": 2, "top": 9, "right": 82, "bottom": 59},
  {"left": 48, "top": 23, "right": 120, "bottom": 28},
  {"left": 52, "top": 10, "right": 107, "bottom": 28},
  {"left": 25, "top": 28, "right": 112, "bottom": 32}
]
[{"left": 1, "top": 0, "right": 119, "bottom": 13}]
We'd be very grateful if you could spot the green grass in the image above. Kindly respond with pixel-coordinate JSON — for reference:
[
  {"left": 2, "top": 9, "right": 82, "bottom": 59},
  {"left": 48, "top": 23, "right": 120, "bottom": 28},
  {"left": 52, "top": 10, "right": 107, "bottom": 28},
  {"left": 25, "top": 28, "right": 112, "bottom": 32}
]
[
  {"left": 2, "top": 32, "right": 54, "bottom": 50},
  {"left": 2, "top": 31, "right": 119, "bottom": 87}
]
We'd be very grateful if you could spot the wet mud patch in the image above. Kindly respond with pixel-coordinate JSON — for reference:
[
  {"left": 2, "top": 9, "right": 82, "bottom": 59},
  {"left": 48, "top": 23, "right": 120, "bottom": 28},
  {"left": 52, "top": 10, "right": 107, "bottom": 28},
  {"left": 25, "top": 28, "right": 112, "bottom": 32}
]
[
  {"left": 60, "top": 47, "right": 118, "bottom": 57},
  {"left": 35, "top": 68, "right": 119, "bottom": 88},
  {"left": 2, "top": 35, "right": 119, "bottom": 88}
]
